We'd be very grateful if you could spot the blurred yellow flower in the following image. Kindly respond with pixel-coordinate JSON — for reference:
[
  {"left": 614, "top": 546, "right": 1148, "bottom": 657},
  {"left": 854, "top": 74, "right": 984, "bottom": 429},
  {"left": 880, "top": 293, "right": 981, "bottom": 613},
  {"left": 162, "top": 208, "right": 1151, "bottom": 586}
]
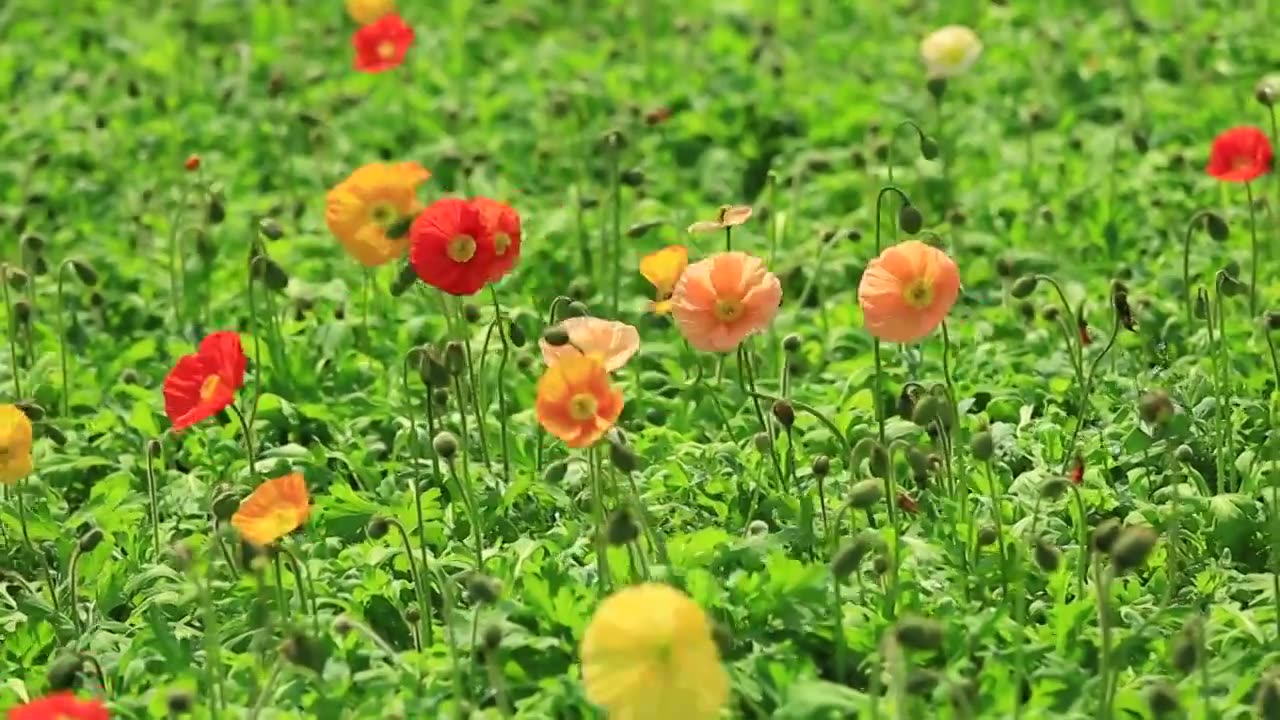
[
  {"left": 232, "top": 473, "right": 311, "bottom": 546},
  {"left": 920, "top": 25, "right": 982, "bottom": 79},
  {"left": 639, "top": 245, "right": 688, "bottom": 314},
  {"left": 346, "top": 0, "right": 396, "bottom": 24},
  {"left": 325, "top": 162, "right": 431, "bottom": 267},
  {"left": 580, "top": 583, "right": 729, "bottom": 720},
  {"left": 0, "top": 404, "right": 33, "bottom": 484}
]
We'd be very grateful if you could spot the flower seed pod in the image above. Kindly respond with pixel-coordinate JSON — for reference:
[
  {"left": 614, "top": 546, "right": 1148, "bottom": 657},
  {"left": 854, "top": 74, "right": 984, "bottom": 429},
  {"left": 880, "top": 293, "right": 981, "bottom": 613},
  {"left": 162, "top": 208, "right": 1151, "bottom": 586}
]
[
  {"left": 482, "top": 623, "right": 503, "bottom": 653},
  {"left": 78, "top": 527, "right": 104, "bottom": 553},
  {"left": 211, "top": 491, "right": 241, "bottom": 522},
  {"left": 463, "top": 303, "right": 482, "bottom": 324},
  {"left": 1204, "top": 212, "right": 1229, "bottom": 242},
  {"left": 1010, "top": 275, "right": 1039, "bottom": 299},
  {"left": 444, "top": 341, "right": 466, "bottom": 374},
  {"left": 1109, "top": 526, "right": 1158, "bottom": 572},
  {"left": 970, "top": 431, "right": 994, "bottom": 461},
  {"left": 1146, "top": 681, "right": 1180, "bottom": 718},
  {"left": 898, "top": 205, "right": 924, "bottom": 234},
  {"left": 542, "top": 325, "right": 571, "bottom": 347},
  {"left": 69, "top": 259, "right": 99, "bottom": 286},
  {"left": 977, "top": 525, "right": 998, "bottom": 547},
  {"left": 166, "top": 689, "right": 195, "bottom": 715},
  {"left": 771, "top": 400, "right": 795, "bottom": 429},
  {"left": 366, "top": 516, "right": 390, "bottom": 540},
  {"left": 894, "top": 615, "right": 944, "bottom": 651},
  {"left": 1091, "top": 518, "right": 1123, "bottom": 554},
  {"left": 1033, "top": 538, "right": 1060, "bottom": 572},
  {"left": 258, "top": 218, "right": 284, "bottom": 241},
  {"left": 811, "top": 455, "right": 830, "bottom": 478},
  {"left": 849, "top": 479, "right": 884, "bottom": 509},
  {"left": 606, "top": 508, "right": 639, "bottom": 545},
  {"left": 466, "top": 573, "right": 502, "bottom": 605},
  {"left": 507, "top": 320, "right": 527, "bottom": 347},
  {"left": 912, "top": 395, "right": 942, "bottom": 427},
  {"left": 46, "top": 653, "right": 83, "bottom": 691},
  {"left": 432, "top": 431, "right": 459, "bottom": 460},
  {"left": 782, "top": 333, "right": 802, "bottom": 353},
  {"left": 543, "top": 459, "right": 569, "bottom": 484}
]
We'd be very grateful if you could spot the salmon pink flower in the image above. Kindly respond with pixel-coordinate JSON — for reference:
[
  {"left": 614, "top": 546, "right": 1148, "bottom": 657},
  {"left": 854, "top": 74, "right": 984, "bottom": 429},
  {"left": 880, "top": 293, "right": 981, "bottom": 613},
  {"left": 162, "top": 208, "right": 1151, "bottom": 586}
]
[
  {"left": 670, "top": 252, "right": 782, "bottom": 353},
  {"left": 858, "top": 240, "right": 960, "bottom": 344},
  {"left": 325, "top": 162, "right": 431, "bottom": 267},
  {"left": 409, "top": 198, "right": 499, "bottom": 296},
  {"left": 470, "top": 196, "right": 522, "bottom": 282},
  {"left": 540, "top": 317, "right": 640, "bottom": 372},
  {"left": 9, "top": 692, "right": 108, "bottom": 720},
  {"left": 535, "top": 355, "right": 624, "bottom": 449},
  {"left": 1206, "top": 126, "right": 1273, "bottom": 182},
  {"left": 353, "top": 13, "right": 414, "bottom": 74},
  {"left": 163, "top": 331, "right": 247, "bottom": 431},
  {"left": 232, "top": 473, "right": 311, "bottom": 547},
  {"left": 687, "top": 205, "right": 752, "bottom": 234},
  {"left": 640, "top": 245, "right": 688, "bottom": 315}
]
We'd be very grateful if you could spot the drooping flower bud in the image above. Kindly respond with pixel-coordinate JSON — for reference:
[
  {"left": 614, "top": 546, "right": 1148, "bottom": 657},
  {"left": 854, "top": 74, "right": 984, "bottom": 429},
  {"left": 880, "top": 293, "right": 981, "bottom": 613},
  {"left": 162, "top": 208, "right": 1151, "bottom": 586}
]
[
  {"left": 894, "top": 615, "right": 944, "bottom": 650},
  {"left": 1204, "top": 212, "right": 1229, "bottom": 242},
  {"left": 1091, "top": 518, "right": 1123, "bottom": 554},
  {"left": 898, "top": 205, "right": 924, "bottom": 234},
  {"left": 432, "top": 431, "right": 459, "bottom": 460},
  {"left": 849, "top": 479, "right": 884, "bottom": 509},
  {"left": 366, "top": 516, "right": 390, "bottom": 540},
  {"left": 1109, "top": 526, "right": 1158, "bottom": 572},
  {"left": 970, "top": 431, "right": 994, "bottom": 461},
  {"left": 606, "top": 508, "right": 640, "bottom": 545},
  {"left": 542, "top": 325, "right": 571, "bottom": 347},
  {"left": 78, "top": 527, "right": 104, "bottom": 553},
  {"left": 69, "top": 259, "right": 99, "bottom": 286},
  {"left": 1033, "top": 538, "right": 1060, "bottom": 572},
  {"left": 771, "top": 400, "right": 795, "bottom": 429},
  {"left": 1010, "top": 275, "right": 1039, "bottom": 299},
  {"left": 466, "top": 573, "right": 502, "bottom": 605}
]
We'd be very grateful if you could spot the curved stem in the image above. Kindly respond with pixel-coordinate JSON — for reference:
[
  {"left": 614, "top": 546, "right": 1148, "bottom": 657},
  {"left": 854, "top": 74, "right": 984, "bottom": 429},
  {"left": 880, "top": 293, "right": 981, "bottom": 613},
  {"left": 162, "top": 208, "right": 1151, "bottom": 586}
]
[
  {"left": 68, "top": 546, "right": 84, "bottom": 635},
  {"left": 872, "top": 186, "right": 912, "bottom": 446},
  {"left": 1059, "top": 308, "right": 1123, "bottom": 472},
  {"left": 401, "top": 350, "right": 435, "bottom": 646},
  {"left": 984, "top": 461, "right": 1009, "bottom": 602},
  {"left": 449, "top": 372, "right": 485, "bottom": 571},
  {"left": 1095, "top": 559, "right": 1114, "bottom": 720},
  {"left": 1033, "top": 275, "right": 1084, "bottom": 379},
  {"left": 15, "top": 480, "right": 60, "bottom": 614},
  {"left": 1181, "top": 211, "right": 1213, "bottom": 327},
  {"left": 738, "top": 346, "right": 785, "bottom": 490},
  {"left": 385, "top": 517, "right": 429, "bottom": 664},
  {"left": 229, "top": 404, "right": 259, "bottom": 483},
  {"left": 278, "top": 543, "right": 319, "bottom": 634}
]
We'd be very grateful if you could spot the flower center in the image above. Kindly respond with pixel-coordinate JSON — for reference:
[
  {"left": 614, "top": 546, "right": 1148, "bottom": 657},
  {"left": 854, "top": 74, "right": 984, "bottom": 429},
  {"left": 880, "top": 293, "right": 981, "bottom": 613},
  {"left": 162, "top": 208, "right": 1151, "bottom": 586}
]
[
  {"left": 199, "top": 375, "right": 222, "bottom": 402},
  {"left": 376, "top": 41, "right": 397, "bottom": 60},
  {"left": 714, "top": 299, "right": 743, "bottom": 322},
  {"left": 494, "top": 233, "right": 511, "bottom": 256},
  {"left": 446, "top": 235, "right": 477, "bottom": 263},
  {"left": 902, "top": 279, "right": 934, "bottom": 309},
  {"left": 941, "top": 43, "right": 969, "bottom": 66},
  {"left": 568, "top": 393, "right": 598, "bottom": 421},
  {"left": 370, "top": 202, "right": 397, "bottom": 228}
]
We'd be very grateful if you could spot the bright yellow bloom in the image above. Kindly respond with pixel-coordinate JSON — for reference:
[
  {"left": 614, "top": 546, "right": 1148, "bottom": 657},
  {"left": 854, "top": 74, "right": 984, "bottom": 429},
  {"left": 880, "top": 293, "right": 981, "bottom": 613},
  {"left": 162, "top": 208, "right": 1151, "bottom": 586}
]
[
  {"left": 232, "top": 473, "right": 311, "bottom": 546},
  {"left": 580, "top": 583, "right": 729, "bottom": 720},
  {"left": 325, "top": 162, "right": 431, "bottom": 267},
  {"left": 345, "top": 0, "right": 396, "bottom": 24},
  {"left": 920, "top": 25, "right": 982, "bottom": 79},
  {"left": 0, "top": 405, "right": 33, "bottom": 485},
  {"left": 639, "top": 245, "right": 688, "bottom": 315}
]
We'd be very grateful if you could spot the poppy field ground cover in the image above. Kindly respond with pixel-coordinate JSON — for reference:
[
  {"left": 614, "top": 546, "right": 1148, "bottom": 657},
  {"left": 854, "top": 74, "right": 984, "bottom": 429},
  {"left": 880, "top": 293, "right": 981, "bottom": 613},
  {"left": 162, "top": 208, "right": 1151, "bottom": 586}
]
[{"left": 2, "top": 0, "right": 1280, "bottom": 717}]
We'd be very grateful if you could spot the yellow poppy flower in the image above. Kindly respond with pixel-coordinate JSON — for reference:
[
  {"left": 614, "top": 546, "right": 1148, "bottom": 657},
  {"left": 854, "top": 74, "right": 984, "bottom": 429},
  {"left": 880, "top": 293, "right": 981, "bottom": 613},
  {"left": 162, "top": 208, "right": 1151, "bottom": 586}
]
[
  {"left": 920, "top": 25, "right": 982, "bottom": 79},
  {"left": 639, "top": 245, "right": 688, "bottom": 315},
  {"left": 580, "top": 583, "right": 729, "bottom": 720},
  {"left": 232, "top": 473, "right": 311, "bottom": 546},
  {"left": 325, "top": 162, "right": 431, "bottom": 267},
  {"left": 345, "top": 0, "right": 396, "bottom": 24},
  {"left": 0, "top": 404, "right": 34, "bottom": 484}
]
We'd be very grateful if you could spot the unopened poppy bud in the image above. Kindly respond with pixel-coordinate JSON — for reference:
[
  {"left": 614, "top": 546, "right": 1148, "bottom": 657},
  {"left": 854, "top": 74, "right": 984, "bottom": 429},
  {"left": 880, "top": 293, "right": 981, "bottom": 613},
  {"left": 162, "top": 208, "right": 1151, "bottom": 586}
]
[
  {"left": 68, "top": 259, "right": 98, "bottom": 286},
  {"left": 256, "top": 257, "right": 289, "bottom": 291},
  {"left": 444, "top": 341, "right": 466, "bottom": 374},
  {"left": 1041, "top": 304, "right": 1061, "bottom": 322},
  {"left": 970, "top": 431, "right": 994, "bottom": 461},
  {"left": 1033, "top": 538, "right": 1060, "bottom": 572},
  {"left": 1146, "top": 681, "right": 1180, "bottom": 718},
  {"left": 1171, "top": 444, "right": 1194, "bottom": 463},
  {"left": 1091, "top": 518, "right": 1122, "bottom": 554},
  {"left": 5, "top": 267, "right": 29, "bottom": 290},
  {"left": 184, "top": 154, "right": 201, "bottom": 172},
  {"left": 432, "top": 431, "right": 459, "bottom": 460},
  {"left": 1194, "top": 291, "right": 1209, "bottom": 319},
  {"left": 404, "top": 606, "right": 421, "bottom": 624},
  {"left": 851, "top": 436, "right": 877, "bottom": 465},
  {"left": 281, "top": 630, "right": 322, "bottom": 672},
  {"left": 849, "top": 479, "right": 884, "bottom": 509},
  {"left": 977, "top": 525, "right": 998, "bottom": 547},
  {"left": 896, "top": 386, "right": 917, "bottom": 419},
  {"left": 1267, "top": 311, "right": 1280, "bottom": 331},
  {"left": 625, "top": 220, "right": 664, "bottom": 238},
  {"left": 22, "top": 234, "right": 44, "bottom": 255},
  {"left": 543, "top": 460, "right": 568, "bottom": 483},
  {"left": 47, "top": 653, "right": 82, "bottom": 691},
  {"left": 898, "top": 205, "right": 924, "bottom": 234},
  {"left": 565, "top": 301, "right": 590, "bottom": 318},
  {"left": 542, "top": 325, "right": 571, "bottom": 347},
  {"left": 1257, "top": 673, "right": 1280, "bottom": 719},
  {"left": 1256, "top": 77, "right": 1278, "bottom": 107},
  {"left": 872, "top": 553, "right": 890, "bottom": 575},
  {"left": 753, "top": 432, "right": 772, "bottom": 452},
  {"left": 811, "top": 455, "right": 830, "bottom": 478},
  {"left": 482, "top": 623, "right": 503, "bottom": 653},
  {"left": 207, "top": 196, "right": 226, "bottom": 224},
  {"left": 746, "top": 519, "right": 769, "bottom": 537},
  {"left": 466, "top": 573, "right": 502, "bottom": 605},
  {"left": 620, "top": 168, "right": 645, "bottom": 187},
  {"left": 14, "top": 299, "right": 31, "bottom": 325},
  {"left": 907, "top": 668, "right": 941, "bottom": 697},
  {"left": 366, "top": 516, "right": 390, "bottom": 540},
  {"left": 912, "top": 394, "right": 942, "bottom": 426},
  {"left": 1170, "top": 620, "right": 1201, "bottom": 675},
  {"left": 907, "top": 447, "right": 930, "bottom": 482},
  {"left": 167, "top": 689, "right": 195, "bottom": 715},
  {"left": 995, "top": 257, "right": 1017, "bottom": 279},
  {"left": 1138, "top": 390, "right": 1174, "bottom": 425},
  {"left": 926, "top": 77, "right": 947, "bottom": 101},
  {"left": 831, "top": 542, "right": 863, "bottom": 580},
  {"left": 1131, "top": 129, "right": 1150, "bottom": 155},
  {"left": 1010, "top": 275, "right": 1038, "bottom": 299},
  {"left": 14, "top": 401, "right": 42, "bottom": 421},
  {"left": 782, "top": 333, "right": 802, "bottom": 353},
  {"left": 771, "top": 400, "right": 795, "bottom": 429},
  {"left": 606, "top": 508, "right": 640, "bottom": 545},
  {"left": 868, "top": 443, "right": 890, "bottom": 479},
  {"left": 78, "top": 527, "right": 104, "bottom": 553},
  {"left": 1217, "top": 270, "right": 1246, "bottom": 297},
  {"left": 390, "top": 262, "right": 418, "bottom": 297},
  {"left": 333, "top": 615, "right": 355, "bottom": 635},
  {"left": 1110, "top": 526, "right": 1158, "bottom": 572},
  {"left": 507, "top": 321, "right": 526, "bottom": 347},
  {"left": 1040, "top": 476, "right": 1070, "bottom": 500},
  {"left": 461, "top": 303, "right": 481, "bottom": 324},
  {"left": 1204, "top": 212, "right": 1229, "bottom": 241},
  {"left": 212, "top": 491, "right": 240, "bottom": 522},
  {"left": 385, "top": 215, "right": 413, "bottom": 240},
  {"left": 919, "top": 135, "right": 940, "bottom": 160},
  {"left": 894, "top": 615, "right": 944, "bottom": 650},
  {"left": 258, "top": 218, "right": 284, "bottom": 241}
]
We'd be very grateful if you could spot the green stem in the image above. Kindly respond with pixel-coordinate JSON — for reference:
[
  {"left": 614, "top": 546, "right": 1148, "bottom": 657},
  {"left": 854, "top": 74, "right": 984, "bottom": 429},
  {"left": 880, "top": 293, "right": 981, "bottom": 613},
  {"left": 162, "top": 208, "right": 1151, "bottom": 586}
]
[
  {"left": 247, "top": 657, "right": 282, "bottom": 720},
  {"left": 386, "top": 518, "right": 430, "bottom": 666},
  {"left": 608, "top": 137, "right": 621, "bottom": 315},
  {"left": 427, "top": 565, "right": 468, "bottom": 706},
  {"left": 1069, "top": 484, "right": 1089, "bottom": 602},
  {"left": 588, "top": 445, "right": 611, "bottom": 596},
  {"left": 68, "top": 546, "right": 84, "bottom": 635},
  {"left": 197, "top": 544, "right": 225, "bottom": 720},
  {"left": 55, "top": 260, "right": 73, "bottom": 416},
  {"left": 446, "top": 455, "right": 484, "bottom": 572},
  {"left": 401, "top": 350, "right": 435, "bottom": 646},
  {"left": 279, "top": 543, "right": 319, "bottom": 635},
  {"left": 489, "top": 288, "right": 512, "bottom": 483},
  {"left": 831, "top": 578, "right": 847, "bottom": 684},
  {"left": 1181, "top": 211, "right": 1214, "bottom": 328},
  {"left": 1059, "top": 307, "right": 1123, "bottom": 472},
  {"left": 229, "top": 404, "right": 259, "bottom": 483},
  {"left": 737, "top": 346, "right": 785, "bottom": 490},
  {"left": 1, "top": 264, "right": 22, "bottom": 397},
  {"left": 1095, "top": 558, "right": 1114, "bottom": 720},
  {"left": 145, "top": 439, "right": 162, "bottom": 559},
  {"left": 872, "top": 186, "right": 912, "bottom": 446},
  {"left": 1246, "top": 181, "right": 1260, "bottom": 316},
  {"left": 486, "top": 647, "right": 514, "bottom": 717},
  {"left": 984, "top": 460, "right": 1009, "bottom": 602}
]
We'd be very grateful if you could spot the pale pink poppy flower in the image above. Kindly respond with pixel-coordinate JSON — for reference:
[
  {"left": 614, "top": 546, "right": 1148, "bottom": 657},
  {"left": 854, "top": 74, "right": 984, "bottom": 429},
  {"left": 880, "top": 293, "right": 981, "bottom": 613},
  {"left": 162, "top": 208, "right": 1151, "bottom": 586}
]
[
  {"left": 670, "top": 252, "right": 782, "bottom": 353},
  {"left": 858, "top": 240, "right": 960, "bottom": 343},
  {"left": 540, "top": 317, "right": 641, "bottom": 372}
]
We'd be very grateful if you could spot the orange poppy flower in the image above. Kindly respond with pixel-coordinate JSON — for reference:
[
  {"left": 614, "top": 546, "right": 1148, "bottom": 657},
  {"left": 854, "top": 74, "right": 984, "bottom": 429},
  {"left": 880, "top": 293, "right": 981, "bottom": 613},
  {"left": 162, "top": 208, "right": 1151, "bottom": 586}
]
[
  {"left": 670, "top": 252, "right": 782, "bottom": 352},
  {"left": 639, "top": 245, "right": 688, "bottom": 314},
  {"left": 539, "top": 317, "right": 640, "bottom": 372},
  {"left": 858, "top": 240, "right": 960, "bottom": 344},
  {"left": 535, "top": 355, "right": 624, "bottom": 448},
  {"left": 687, "top": 205, "right": 752, "bottom": 234},
  {"left": 232, "top": 473, "right": 311, "bottom": 547},
  {"left": 325, "top": 162, "right": 431, "bottom": 267}
]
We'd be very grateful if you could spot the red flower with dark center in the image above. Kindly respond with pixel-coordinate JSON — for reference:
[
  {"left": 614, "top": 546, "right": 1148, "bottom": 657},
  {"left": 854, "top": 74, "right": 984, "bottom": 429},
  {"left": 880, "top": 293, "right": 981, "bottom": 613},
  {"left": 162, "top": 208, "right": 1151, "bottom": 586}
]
[
  {"left": 353, "top": 13, "right": 414, "bottom": 74},
  {"left": 470, "top": 197, "right": 522, "bottom": 283},
  {"left": 1070, "top": 455, "right": 1085, "bottom": 485},
  {"left": 897, "top": 492, "right": 919, "bottom": 514},
  {"left": 9, "top": 692, "right": 109, "bottom": 720},
  {"left": 1206, "top": 126, "right": 1273, "bottom": 182},
  {"left": 409, "top": 198, "right": 499, "bottom": 296},
  {"left": 163, "top": 331, "right": 247, "bottom": 431}
]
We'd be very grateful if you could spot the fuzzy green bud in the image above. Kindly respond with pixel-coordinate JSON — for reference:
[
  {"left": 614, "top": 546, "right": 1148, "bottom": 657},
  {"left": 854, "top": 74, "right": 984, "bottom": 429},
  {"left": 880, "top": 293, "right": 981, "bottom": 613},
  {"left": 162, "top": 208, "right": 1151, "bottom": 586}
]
[
  {"left": 898, "top": 205, "right": 924, "bottom": 234},
  {"left": 1033, "top": 538, "right": 1060, "bottom": 572},
  {"left": 811, "top": 455, "right": 830, "bottom": 478},
  {"left": 432, "top": 431, "right": 459, "bottom": 460},
  {"left": 977, "top": 526, "right": 998, "bottom": 547},
  {"left": 543, "top": 460, "right": 568, "bottom": 483},
  {"left": 1010, "top": 275, "right": 1039, "bottom": 299},
  {"left": 606, "top": 508, "right": 640, "bottom": 545},
  {"left": 366, "top": 516, "right": 390, "bottom": 540},
  {"left": 46, "top": 653, "right": 83, "bottom": 691},
  {"left": 771, "top": 400, "right": 795, "bottom": 429},
  {"left": 1146, "top": 681, "right": 1181, "bottom": 718},
  {"left": 542, "top": 325, "right": 571, "bottom": 347},
  {"left": 969, "top": 431, "right": 994, "bottom": 461},
  {"left": 78, "top": 527, "right": 104, "bottom": 553},
  {"left": 466, "top": 573, "right": 502, "bottom": 605},
  {"left": 912, "top": 394, "right": 942, "bottom": 427},
  {"left": 849, "top": 479, "right": 884, "bottom": 509},
  {"left": 1204, "top": 212, "right": 1229, "bottom": 242},
  {"left": 1092, "top": 518, "right": 1123, "bottom": 554},
  {"left": 894, "top": 615, "right": 944, "bottom": 651},
  {"left": 1109, "top": 526, "right": 1158, "bottom": 572}
]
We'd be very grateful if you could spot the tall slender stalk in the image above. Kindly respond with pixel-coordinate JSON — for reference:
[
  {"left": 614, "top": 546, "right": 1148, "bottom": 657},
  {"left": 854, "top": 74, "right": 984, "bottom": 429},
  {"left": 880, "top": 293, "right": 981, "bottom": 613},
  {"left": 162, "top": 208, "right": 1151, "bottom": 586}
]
[
  {"left": 1059, "top": 304, "right": 1123, "bottom": 470},
  {"left": 607, "top": 134, "right": 622, "bottom": 315},
  {"left": 1095, "top": 558, "right": 1114, "bottom": 720},
  {"left": 737, "top": 345, "right": 785, "bottom": 489},
  {"left": 488, "top": 288, "right": 512, "bottom": 482},
  {"left": 1, "top": 264, "right": 22, "bottom": 398},
  {"left": 54, "top": 260, "right": 75, "bottom": 416},
  {"left": 197, "top": 541, "right": 225, "bottom": 720},
  {"left": 386, "top": 517, "right": 430, "bottom": 666},
  {"left": 15, "top": 479, "right": 59, "bottom": 613},
  {"left": 144, "top": 439, "right": 162, "bottom": 559},
  {"left": 402, "top": 350, "right": 435, "bottom": 646},
  {"left": 1246, "top": 181, "right": 1261, "bottom": 316},
  {"left": 1181, "top": 211, "right": 1216, "bottom": 327},
  {"left": 872, "top": 186, "right": 913, "bottom": 445},
  {"left": 229, "top": 404, "right": 259, "bottom": 483},
  {"left": 983, "top": 460, "right": 1009, "bottom": 600}
]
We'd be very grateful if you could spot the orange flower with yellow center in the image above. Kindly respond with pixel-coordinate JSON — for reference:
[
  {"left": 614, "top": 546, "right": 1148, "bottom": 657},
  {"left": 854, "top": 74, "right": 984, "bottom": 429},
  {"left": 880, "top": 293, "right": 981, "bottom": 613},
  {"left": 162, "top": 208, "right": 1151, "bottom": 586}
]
[
  {"left": 325, "top": 162, "right": 431, "bottom": 267},
  {"left": 857, "top": 240, "right": 960, "bottom": 343},
  {"left": 639, "top": 245, "right": 688, "bottom": 315},
  {"left": 0, "top": 404, "right": 34, "bottom": 485},
  {"left": 535, "top": 355, "right": 624, "bottom": 448},
  {"left": 231, "top": 473, "right": 311, "bottom": 547}
]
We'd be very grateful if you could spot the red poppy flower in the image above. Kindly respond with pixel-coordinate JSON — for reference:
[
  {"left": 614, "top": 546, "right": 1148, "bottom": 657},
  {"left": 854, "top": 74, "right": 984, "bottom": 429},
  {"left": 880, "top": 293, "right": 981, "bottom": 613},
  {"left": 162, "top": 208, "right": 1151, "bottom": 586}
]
[
  {"left": 409, "top": 198, "right": 498, "bottom": 296},
  {"left": 1077, "top": 312, "right": 1092, "bottom": 347},
  {"left": 1070, "top": 455, "right": 1084, "bottom": 485},
  {"left": 470, "top": 197, "right": 522, "bottom": 282},
  {"left": 163, "top": 331, "right": 247, "bottom": 431},
  {"left": 9, "top": 692, "right": 109, "bottom": 720},
  {"left": 1206, "top": 126, "right": 1273, "bottom": 182},
  {"left": 184, "top": 154, "right": 200, "bottom": 172},
  {"left": 353, "top": 13, "right": 414, "bottom": 74},
  {"left": 897, "top": 492, "right": 919, "bottom": 514}
]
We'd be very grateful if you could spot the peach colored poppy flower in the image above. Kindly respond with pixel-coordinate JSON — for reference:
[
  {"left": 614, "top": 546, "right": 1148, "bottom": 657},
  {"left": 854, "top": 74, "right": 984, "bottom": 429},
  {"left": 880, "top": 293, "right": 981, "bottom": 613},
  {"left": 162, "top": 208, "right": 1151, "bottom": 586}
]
[
  {"left": 539, "top": 317, "right": 640, "bottom": 372},
  {"left": 858, "top": 240, "right": 960, "bottom": 343},
  {"left": 640, "top": 245, "right": 689, "bottom": 314},
  {"left": 670, "top": 252, "right": 782, "bottom": 353},
  {"left": 535, "top": 355, "right": 624, "bottom": 448},
  {"left": 687, "top": 205, "right": 752, "bottom": 234},
  {"left": 232, "top": 473, "right": 311, "bottom": 546}
]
